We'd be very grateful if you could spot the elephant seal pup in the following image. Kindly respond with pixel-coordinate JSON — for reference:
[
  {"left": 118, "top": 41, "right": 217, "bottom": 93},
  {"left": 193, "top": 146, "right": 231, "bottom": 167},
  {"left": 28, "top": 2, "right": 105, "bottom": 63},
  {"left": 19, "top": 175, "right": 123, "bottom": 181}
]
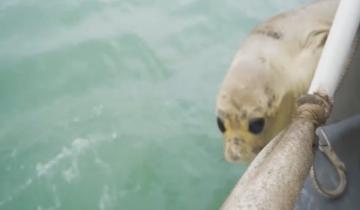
[{"left": 216, "top": 0, "right": 339, "bottom": 163}]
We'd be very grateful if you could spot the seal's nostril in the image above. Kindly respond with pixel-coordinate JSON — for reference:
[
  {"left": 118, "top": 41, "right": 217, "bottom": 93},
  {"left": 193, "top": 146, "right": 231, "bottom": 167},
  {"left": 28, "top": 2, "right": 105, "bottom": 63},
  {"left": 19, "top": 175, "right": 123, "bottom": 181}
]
[
  {"left": 232, "top": 137, "right": 244, "bottom": 146},
  {"left": 233, "top": 138, "right": 240, "bottom": 145}
]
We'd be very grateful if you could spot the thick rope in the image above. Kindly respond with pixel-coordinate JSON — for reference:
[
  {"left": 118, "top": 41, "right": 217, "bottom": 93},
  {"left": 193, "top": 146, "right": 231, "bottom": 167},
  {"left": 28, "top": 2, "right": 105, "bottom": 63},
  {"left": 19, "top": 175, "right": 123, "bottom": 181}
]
[{"left": 297, "top": 94, "right": 347, "bottom": 199}]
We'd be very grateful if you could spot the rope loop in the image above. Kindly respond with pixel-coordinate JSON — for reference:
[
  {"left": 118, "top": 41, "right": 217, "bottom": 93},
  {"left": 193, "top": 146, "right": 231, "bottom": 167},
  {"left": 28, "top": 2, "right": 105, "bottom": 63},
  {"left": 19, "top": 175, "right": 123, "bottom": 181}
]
[{"left": 310, "top": 127, "right": 347, "bottom": 199}]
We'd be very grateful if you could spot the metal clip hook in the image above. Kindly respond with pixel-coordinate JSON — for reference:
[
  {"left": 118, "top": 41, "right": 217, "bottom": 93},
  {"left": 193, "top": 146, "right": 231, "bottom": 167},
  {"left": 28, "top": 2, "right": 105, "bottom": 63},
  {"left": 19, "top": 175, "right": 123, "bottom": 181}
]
[{"left": 310, "top": 127, "right": 347, "bottom": 199}]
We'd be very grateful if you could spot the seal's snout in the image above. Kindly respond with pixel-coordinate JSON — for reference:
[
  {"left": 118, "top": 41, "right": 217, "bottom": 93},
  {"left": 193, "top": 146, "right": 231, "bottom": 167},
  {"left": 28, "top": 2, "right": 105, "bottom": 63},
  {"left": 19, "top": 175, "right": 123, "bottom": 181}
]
[
  {"left": 224, "top": 136, "right": 261, "bottom": 163},
  {"left": 224, "top": 137, "right": 245, "bottom": 163}
]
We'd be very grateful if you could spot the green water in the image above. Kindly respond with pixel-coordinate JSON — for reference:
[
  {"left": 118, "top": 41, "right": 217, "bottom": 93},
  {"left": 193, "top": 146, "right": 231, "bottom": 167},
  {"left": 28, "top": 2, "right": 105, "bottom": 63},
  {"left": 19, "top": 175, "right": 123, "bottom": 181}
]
[{"left": 0, "top": 0, "right": 310, "bottom": 209}]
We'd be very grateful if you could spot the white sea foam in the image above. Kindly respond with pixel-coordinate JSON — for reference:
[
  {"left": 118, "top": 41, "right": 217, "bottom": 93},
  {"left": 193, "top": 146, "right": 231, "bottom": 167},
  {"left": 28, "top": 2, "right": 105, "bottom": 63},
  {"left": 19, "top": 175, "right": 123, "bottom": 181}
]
[
  {"left": 0, "top": 178, "right": 32, "bottom": 206},
  {"left": 35, "top": 135, "right": 116, "bottom": 182},
  {"left": 62, "top": 161, "right": 79, "bottom": 183},
  {"left": 71, "top": 138, "right": 91, "bottom": 153},
  {"left": 99, "top": 185, "right": 115, "bottom": 210},
  {"left": 0, "top": 133, "right": 117, "bottom": 206},
  {"left": 36, "top": 138, "right": 90, "bottom": 177},
  {"left": 36, "top": 147, "right": 72, "bottom": 177}
]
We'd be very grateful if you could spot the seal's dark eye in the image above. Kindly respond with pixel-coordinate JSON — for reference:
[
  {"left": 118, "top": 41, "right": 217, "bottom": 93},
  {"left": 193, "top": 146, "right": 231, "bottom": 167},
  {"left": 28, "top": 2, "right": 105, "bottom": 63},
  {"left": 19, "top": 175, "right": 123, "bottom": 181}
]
[
  {"left": 217, "top": 117, "right": 226, "bottom": 133},
  {"left": 249, "top": 118, "right": 265, "bottom": 134}
]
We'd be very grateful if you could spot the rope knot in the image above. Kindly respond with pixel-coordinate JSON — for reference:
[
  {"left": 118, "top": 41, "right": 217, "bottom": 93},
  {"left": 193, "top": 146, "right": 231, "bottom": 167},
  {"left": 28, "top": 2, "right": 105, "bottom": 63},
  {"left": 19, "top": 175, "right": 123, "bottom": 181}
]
[{"left": 296, "top": 93, "right": 332, "bottom": 126}]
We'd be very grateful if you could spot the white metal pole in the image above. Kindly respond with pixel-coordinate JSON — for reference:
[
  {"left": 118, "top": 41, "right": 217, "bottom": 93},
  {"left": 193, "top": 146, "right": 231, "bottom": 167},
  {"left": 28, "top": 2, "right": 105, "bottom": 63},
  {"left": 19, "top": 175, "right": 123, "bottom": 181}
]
[{"left": 308, "top": 0, "right": 360, "bottom": 97}]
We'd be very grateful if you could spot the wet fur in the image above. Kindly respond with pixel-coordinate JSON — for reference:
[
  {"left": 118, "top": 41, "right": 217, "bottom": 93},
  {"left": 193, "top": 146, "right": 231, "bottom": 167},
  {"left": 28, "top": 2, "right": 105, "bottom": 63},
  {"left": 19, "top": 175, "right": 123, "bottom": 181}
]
[{"left": 216, "top": 0, "right": 339, "bottom": 162}]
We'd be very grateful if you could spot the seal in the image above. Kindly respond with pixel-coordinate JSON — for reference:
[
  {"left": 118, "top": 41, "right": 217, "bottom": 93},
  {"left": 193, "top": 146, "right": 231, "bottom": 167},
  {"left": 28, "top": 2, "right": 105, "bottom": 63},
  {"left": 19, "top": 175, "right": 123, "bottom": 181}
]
[{"left": 216, "top": 0, "right": 339, "bottom": 163}]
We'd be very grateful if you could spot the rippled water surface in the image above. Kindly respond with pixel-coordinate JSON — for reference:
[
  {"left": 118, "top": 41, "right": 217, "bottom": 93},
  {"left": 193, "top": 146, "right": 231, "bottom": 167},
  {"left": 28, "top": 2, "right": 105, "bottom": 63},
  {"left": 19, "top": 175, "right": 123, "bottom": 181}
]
[{"left": 0, "top": 0, "right": 310, "bottom": 209}]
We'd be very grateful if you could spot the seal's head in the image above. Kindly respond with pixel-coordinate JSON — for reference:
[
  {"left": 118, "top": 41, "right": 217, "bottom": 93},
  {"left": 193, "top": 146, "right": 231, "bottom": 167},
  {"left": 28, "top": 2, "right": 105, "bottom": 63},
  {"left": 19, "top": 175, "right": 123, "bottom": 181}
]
[{"left": 216, "top": 55, "right": 294, "bottom": 163}]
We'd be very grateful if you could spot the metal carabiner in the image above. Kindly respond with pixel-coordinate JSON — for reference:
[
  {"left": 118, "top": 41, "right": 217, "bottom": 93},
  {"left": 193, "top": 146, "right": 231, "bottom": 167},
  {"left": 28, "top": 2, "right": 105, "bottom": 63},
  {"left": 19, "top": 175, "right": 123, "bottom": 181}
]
[{"left": 310, "top": 127, "right": 347, "bottom": 199}]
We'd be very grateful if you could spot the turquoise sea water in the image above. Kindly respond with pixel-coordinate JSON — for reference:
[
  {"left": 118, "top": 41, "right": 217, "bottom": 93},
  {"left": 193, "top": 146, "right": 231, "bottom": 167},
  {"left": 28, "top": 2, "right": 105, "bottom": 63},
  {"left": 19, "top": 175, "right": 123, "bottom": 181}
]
[{"left": 0, "top": 0, "right": 310, "bottom": 209}]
